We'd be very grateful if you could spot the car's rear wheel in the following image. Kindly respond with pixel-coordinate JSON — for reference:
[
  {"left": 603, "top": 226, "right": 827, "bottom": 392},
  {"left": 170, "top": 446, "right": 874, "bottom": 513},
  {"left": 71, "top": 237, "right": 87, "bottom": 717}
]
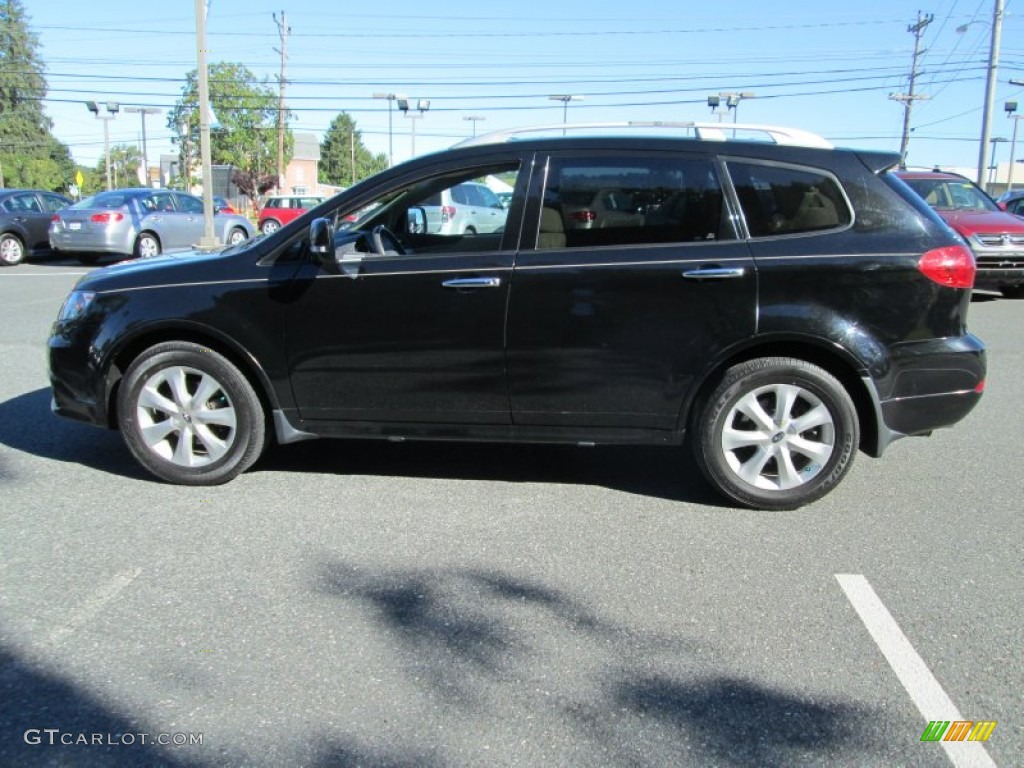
[
  {"left": 117, "top": 342, "right": 266, "bottom": 485},
  {"left": 693, "top": 357, "right": 858, "bottom": 510},
  {"left": 133, "top": 232, "right": 161, "bottom": 259},
  {"left": 0, "top": 233, "right": 26, "bottom": 265},
  {"left": 227, "top": 227, "right": 248, "bottom": 245},
  {"left": 260, "top": 219, "right": 280, "bottom": 234}
]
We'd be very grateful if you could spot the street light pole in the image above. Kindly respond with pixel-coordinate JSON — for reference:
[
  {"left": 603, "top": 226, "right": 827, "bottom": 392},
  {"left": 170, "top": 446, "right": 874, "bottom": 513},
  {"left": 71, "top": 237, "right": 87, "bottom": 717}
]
[
  {"left": 124, "top": 107, "right": 162, "bottom": 187},
  {"left": 988, "top": 137, "right": 1008, "bottom": 189},
  {"left": 548, "top": 95, "right": 583, "bottom": 134},
  {"left": 397, "top": 99, "right": 429, "bottom": 159},
  {"left": 85, "top": 101, "right": 118, "bottom": 190},
  {"left": 373, "top": 93, "right": 404, "bottom": 167},
  {"left": 463, "top": 115, "right": 485, "bottom": 137}
]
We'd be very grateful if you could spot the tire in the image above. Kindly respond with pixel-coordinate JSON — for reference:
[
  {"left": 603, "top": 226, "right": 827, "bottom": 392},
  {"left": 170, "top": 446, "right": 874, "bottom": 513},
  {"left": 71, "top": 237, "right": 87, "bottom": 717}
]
[
  {"left": 0, "top": 233, "right": 26, "bottom": 266},
  {"left": 227, "top": 227, "right": 248, "bottom": 245},
  {"left": 463, "top": 226, "right": 477, "bottom": 236},
  {"left": 1000, "top": 285, "right": 1024, "bottom": 299},
  {"left": 133, "top": 232, "right": 161, "bottom": 259},
  {"left": 693, "top": 357, "right": 859, "bottom": 510},
  {"left": 260, "top": 219, "right": 280, "bottom": 235},
  {"left": 117, "top": 342, "right": 266, "bottom": 485}
]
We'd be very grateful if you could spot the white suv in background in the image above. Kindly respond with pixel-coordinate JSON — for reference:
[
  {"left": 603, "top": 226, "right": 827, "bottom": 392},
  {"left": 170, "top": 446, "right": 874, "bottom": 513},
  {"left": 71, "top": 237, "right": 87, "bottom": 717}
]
[{"left": 416, "top": 181, "right": 507, "bottom": 235}]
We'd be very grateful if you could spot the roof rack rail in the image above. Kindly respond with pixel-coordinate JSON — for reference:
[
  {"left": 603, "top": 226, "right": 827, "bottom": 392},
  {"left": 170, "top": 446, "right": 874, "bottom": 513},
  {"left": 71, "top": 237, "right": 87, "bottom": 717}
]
[{"left": 456, "top": 121, "right": 833, "bottom": 150}]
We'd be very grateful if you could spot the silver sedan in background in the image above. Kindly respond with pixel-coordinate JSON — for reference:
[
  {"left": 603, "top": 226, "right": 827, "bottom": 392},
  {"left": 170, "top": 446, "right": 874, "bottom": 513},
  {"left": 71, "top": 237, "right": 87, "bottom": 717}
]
[{"left": 49, "top": 188, "right": 254, "bottom": 264}]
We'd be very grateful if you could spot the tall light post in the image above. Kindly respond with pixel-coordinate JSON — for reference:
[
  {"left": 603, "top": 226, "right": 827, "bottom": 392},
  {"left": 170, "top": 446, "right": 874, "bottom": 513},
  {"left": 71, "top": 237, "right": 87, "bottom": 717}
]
[
  {"left": 85, "top": 101, "right": 118, "bottom": 190},
  {"left": 463, "top": 115, "right": 486, "bottom": 137},
  {"left": 961, "top": 0, "right": 1005, "bottom": 188},
  {"left": 548, "top": 95, "right": 582, "bottom": 134},
  {"left": 373, "top": 93, "right": 405, "bottom": 167},
  {"left": 124, "top": 106, "right": 162, "bottom": 187},
  {"left": 988, "top": 136, "right": 1009, "bottom": 189},
  {"left": 397, "top": 98, "right": 429, "bottom": 158},
  {"left": 1009, "top": 80, "right": 1024, "bottom": 193}
]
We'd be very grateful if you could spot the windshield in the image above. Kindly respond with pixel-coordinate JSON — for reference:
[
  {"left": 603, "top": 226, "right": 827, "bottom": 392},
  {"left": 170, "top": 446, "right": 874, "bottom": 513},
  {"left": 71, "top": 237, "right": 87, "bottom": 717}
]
[{"left": 902, "top": 178, "right": 998, "bottom": 212}]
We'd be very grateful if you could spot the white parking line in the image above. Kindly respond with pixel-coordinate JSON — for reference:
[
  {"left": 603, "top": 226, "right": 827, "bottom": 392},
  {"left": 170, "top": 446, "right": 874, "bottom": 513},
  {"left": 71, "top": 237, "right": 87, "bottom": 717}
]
[
  {"left": 835, "top": 574, "right": 997, "bottom": 768},
  {"left": 0, "top": 272, "right": 88, "bottom": 277},
  {"left": 45, "top": 567, "right": 142, "bottom": 647}
]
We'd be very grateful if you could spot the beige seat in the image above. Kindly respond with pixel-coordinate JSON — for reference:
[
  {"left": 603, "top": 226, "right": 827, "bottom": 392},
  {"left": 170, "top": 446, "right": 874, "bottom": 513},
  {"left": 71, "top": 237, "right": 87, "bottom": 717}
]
[
  {"left": 538, "top": 207, "right": 566, "bottom": 249},
  {"left": 791, "top": 187, "right": 839, "bottom": 230}
]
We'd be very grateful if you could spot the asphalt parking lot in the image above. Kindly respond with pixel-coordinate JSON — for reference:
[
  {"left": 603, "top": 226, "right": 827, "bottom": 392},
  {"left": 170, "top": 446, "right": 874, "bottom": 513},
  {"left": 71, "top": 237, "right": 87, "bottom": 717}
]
[{"left": 0, "top": 261, "right": 1020, "bottom": 767}]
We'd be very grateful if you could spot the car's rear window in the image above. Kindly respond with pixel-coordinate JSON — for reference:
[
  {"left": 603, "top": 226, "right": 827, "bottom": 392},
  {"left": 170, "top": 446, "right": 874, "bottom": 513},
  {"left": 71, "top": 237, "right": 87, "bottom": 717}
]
[{"left": 72, "top": 192, "right": 131, "bottom": 210}]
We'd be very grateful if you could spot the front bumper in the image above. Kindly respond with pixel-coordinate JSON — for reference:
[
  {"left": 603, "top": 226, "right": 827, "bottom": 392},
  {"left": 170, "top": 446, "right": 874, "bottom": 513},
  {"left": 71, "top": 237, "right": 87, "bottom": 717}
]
[{"left": 972, "top": 248, "right": 1024, "bottom": 289}]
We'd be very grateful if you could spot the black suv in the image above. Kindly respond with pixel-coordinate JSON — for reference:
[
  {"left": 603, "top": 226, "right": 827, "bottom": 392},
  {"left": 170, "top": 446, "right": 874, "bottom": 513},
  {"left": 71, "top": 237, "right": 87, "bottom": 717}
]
[{"left": 48, "top": 124, "right": 986, "bottom": 509}]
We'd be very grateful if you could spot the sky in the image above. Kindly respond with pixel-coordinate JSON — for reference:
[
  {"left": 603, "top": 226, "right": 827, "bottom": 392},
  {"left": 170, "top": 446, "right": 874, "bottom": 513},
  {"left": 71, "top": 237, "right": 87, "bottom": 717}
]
[{"left": 24, "top": 0, "right": 1024, "bottom": 181}]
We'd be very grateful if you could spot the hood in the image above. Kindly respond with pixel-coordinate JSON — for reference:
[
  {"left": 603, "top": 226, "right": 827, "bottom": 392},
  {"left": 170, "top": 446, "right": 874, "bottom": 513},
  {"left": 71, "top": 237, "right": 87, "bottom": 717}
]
[
  {"left": 938, "top": 209, "right": 1024, "bottom": 235},
  {"left": 77, "top": 247, "right": 233, "bottom": 292}
]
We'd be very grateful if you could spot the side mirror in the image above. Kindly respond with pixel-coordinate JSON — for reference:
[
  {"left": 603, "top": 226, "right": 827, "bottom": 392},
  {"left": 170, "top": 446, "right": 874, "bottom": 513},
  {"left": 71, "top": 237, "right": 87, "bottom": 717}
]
[
  {"left": 309, "top": 217, "right": 335, "bottom": 262},
  {"left": 407, "top": 206, "right": 427, "bottom": 234}
]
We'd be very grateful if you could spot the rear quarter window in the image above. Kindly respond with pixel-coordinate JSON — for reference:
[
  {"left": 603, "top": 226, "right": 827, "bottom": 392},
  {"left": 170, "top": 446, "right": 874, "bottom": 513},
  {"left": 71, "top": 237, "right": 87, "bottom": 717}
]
[{"left": 727, "top": 161, "right": 852, "bottom": 237}]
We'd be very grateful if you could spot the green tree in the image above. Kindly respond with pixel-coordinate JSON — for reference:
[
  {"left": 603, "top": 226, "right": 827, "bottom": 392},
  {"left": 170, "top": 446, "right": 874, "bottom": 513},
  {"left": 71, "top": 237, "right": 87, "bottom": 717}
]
[
  {"left": 94, "top": 144, "right": 142, "bottom": 189},
  {"left": 168, "top": 62, "right": 291, "bottom": 203},
  {"left": 0, "top": 0, "right": 74, "bottom": 190},
  {"left": 319, "top": 112, "right": 387, "bottom": 187}
]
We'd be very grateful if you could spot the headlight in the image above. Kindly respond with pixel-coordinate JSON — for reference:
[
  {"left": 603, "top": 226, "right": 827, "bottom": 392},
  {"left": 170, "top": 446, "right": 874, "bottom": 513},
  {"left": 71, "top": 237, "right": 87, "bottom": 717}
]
[{"left": 57, "top": 290, "right": 96, "bottom": 322}]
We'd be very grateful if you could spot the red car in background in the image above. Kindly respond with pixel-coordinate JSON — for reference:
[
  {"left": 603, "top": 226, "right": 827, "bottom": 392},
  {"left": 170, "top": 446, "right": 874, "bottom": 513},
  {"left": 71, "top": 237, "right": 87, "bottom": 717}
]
[
  {"left": 895, "top": 170, "right": 1024, "bottom": 297},
  {"left": 257, "top": 195, "right": 325, "bottom": 234}
]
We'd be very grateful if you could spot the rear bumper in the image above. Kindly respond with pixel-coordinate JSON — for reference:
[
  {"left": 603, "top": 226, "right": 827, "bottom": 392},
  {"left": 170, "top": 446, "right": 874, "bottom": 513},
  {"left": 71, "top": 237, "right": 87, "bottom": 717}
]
[{"left": 866, "top": 332, "right": 985, "bottom": 454}]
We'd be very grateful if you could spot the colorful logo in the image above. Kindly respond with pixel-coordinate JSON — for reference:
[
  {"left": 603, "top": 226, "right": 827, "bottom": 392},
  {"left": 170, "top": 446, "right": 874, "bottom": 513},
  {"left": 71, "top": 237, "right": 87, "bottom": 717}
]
[{"left": 921, "top": 720, "right": 997, "bottom": 742}]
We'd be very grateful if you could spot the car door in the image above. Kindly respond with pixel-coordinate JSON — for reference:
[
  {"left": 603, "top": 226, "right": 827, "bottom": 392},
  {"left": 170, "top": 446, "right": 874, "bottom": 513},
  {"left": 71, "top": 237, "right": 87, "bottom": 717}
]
[
  {"left": 6, "top": 192, "right": 54, "bottom": 251},
  {"left": 506, "top": 150, "right": 757, "bottom": 430},
  {"left": 284, "top": 156, "right": 528, "bottom": 426},
  {"left": 171, "top": 192, "right": 207, "bottom": 248}
]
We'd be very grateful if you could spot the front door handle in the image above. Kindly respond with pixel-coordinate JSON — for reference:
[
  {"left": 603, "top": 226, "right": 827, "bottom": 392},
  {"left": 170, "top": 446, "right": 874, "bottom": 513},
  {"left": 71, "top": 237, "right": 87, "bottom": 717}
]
[
  {"left": 441, "top": 277, "right": 502, "bottom": 290},
  {"left": 682, "top": 266, "right": 747, "bottom": 280}
]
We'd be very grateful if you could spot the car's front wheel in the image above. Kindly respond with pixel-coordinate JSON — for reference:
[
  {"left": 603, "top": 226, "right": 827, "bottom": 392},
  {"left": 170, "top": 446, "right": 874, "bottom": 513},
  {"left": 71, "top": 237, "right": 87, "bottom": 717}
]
[
  {"left": 260, "top": 219, "right": 280, "bottom": 235},
  {"left": 117, "top": 342, "right": 266, "bottom": 485},
  {"left": 693, "top": 357, "right": 859, "bottom": 510},
  {"left": 227, "top": 227, "right": 248, "bottom": 245},
  {"left": 0, "top": 233, "right": 26, "bottom": 265}
]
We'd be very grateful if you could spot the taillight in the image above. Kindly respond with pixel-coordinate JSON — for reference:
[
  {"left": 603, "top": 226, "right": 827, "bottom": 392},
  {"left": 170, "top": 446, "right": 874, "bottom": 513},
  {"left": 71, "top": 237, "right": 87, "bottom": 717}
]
[
  {"left": 441, "top": 205, "right": 456, "bottom": 223},
  {"left": 51, "top": 214, "right": 60, "bottom": 223},
  {"left": 918, "top": 245, "right": 975, "bottom": 288},
  {"left": 570, "top": 210, "right": 597, "bottom": 223},
  {"left": 90, "top": 212, "right": 125, "bottom": 224}
]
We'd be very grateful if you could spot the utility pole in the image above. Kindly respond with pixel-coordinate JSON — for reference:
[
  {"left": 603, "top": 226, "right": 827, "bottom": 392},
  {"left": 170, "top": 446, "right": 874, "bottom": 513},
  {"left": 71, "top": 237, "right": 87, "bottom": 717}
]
[
  {"left": 890, "top": 11, "right": 933, "bottom": 167},
  {"left": 273, "top": 11, "right": 290, "bottom": 194},
  {"left": 977, "top": 0, "right": 1005, "bottom": 189}
]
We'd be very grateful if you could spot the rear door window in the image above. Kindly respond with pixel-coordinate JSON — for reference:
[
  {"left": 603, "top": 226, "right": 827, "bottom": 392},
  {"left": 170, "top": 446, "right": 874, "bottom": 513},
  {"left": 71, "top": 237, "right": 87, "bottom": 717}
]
[{"left": 536, "top": 153, "right": 731, "bottom": 249}]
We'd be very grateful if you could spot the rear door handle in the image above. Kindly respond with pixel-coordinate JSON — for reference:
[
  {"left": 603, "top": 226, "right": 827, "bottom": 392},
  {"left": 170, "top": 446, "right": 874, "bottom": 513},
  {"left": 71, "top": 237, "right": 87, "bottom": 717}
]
[
  {"left": 682, "top": 266, "right": 747, "bottom": 280},
  {"left": 442, "top": 277, "right": 502, "bottom": 290}
]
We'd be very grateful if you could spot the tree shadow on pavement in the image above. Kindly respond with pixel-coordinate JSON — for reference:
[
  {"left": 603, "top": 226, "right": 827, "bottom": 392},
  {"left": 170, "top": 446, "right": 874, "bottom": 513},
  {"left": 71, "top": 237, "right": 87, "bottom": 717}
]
[
  {"left": 0, "top": 643, "right": 195, "bottom": 767},
  {"left": 315, "top": 561, "right": 889, "bottom": 767}
]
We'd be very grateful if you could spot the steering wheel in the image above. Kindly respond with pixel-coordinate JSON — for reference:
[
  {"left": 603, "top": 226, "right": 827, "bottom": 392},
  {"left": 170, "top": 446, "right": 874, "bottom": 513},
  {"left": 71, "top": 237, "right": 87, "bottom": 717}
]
[{"left": 369, "top": 225, "right": 406, "bottom": 256}]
